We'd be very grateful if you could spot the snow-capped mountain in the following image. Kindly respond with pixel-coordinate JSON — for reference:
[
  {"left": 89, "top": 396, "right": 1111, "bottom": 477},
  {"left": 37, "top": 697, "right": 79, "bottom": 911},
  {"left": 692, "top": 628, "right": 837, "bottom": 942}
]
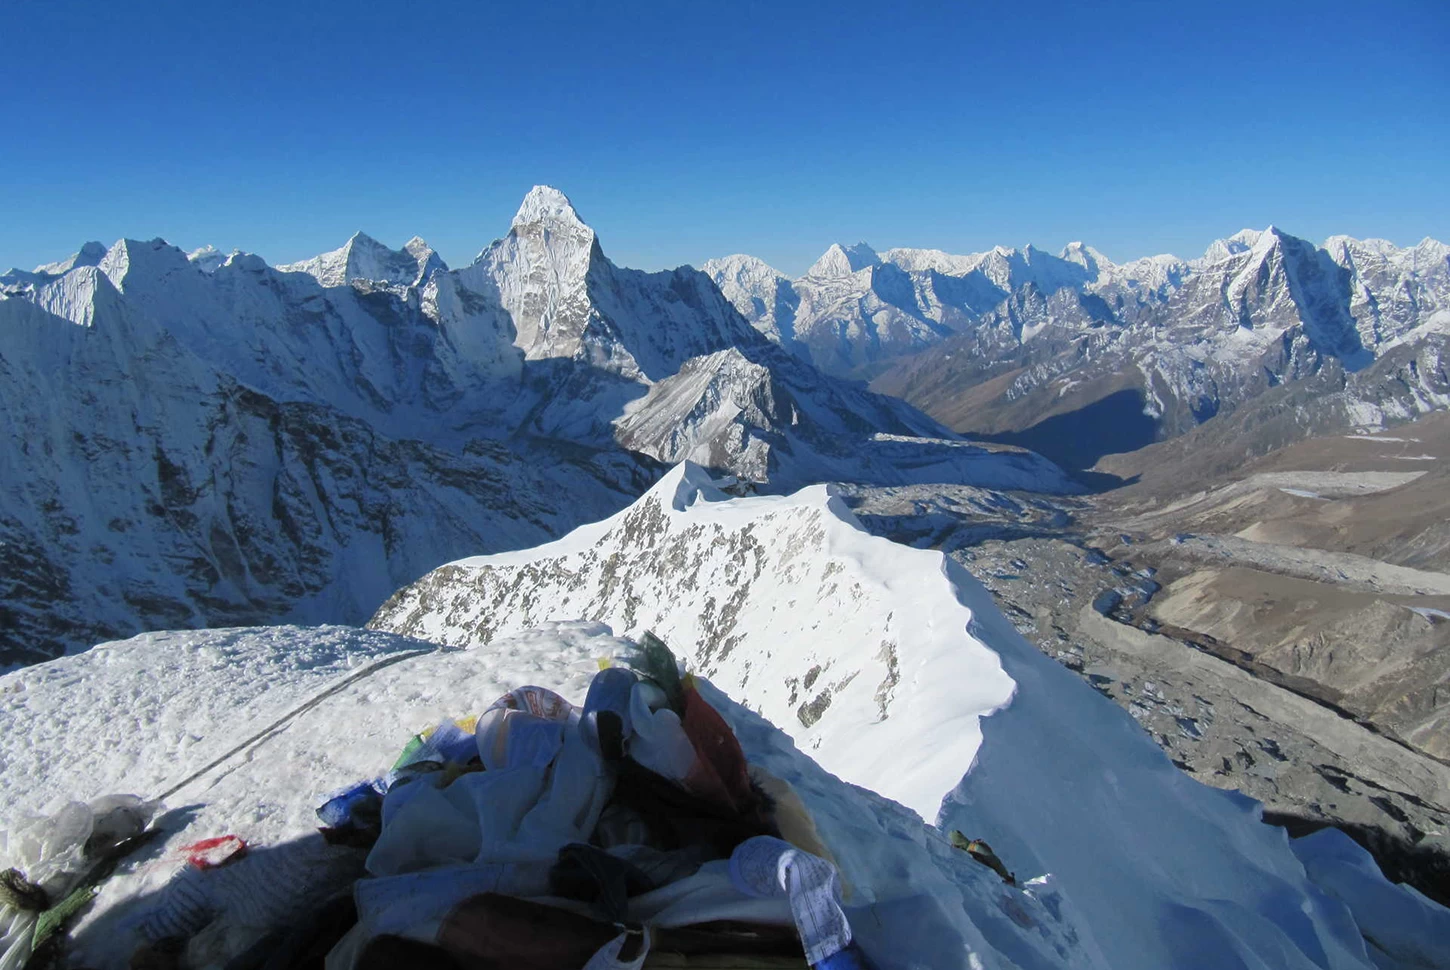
[
  {"left": 692, "top": 253, "right": 800, "bottom": 347},
  {"left": 277, "top": 232, "right": 446, "bottom": 289},
  {"left": 0, "top": 187, "right": 1076, "bottom": 663},
  {"left": 365, "top": 462, "right": 1437, "bottom": 970},
  {"left": 707, "top": 228, "right": 1450, "bottom": 467},
  {"left": 185, "top": 245, "right": 229, "bottom": 274},
  {"left": 0, "top": 265, "right": 655, "bottom": 664},
  {"left": 475, "top": 185, "right": 763, "bottom": 382}
]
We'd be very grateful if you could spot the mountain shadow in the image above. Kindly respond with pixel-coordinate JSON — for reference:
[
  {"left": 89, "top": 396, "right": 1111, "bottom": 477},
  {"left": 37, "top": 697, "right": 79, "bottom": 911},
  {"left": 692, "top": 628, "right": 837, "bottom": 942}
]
[{"left": 977, "top": 388, "right": 1158, "bottom": 488}]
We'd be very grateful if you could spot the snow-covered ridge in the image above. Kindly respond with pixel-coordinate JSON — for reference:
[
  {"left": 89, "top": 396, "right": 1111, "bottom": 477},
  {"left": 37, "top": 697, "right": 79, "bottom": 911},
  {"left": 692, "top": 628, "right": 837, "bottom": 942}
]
[
  {"left": 367, "top": 462, "right": 1413, "bottom": 969},
  {"left": 277, "top": 231, "right": 446, "bottom": 289},
  {"left": 373, "top": 462, "right": 1018, "bottom": 819},
  {"left": 703, "top": 224, "right": 1448, "bottom": 378}
]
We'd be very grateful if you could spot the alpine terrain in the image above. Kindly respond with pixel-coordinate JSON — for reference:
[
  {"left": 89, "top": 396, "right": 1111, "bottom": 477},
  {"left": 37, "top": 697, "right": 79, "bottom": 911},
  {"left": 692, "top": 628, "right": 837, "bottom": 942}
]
[
  {"left": 706, "top": 230, "right": 1450, "bottom": 475},
  {"left": 1, "top": 190, "right": 1448, "bottom": 969},
  {"left": 0, "top": 187, "right": 1072, "bottom": 665},
  {"left": 2, "top": 467, "right": 1446, "bottom": 969}
]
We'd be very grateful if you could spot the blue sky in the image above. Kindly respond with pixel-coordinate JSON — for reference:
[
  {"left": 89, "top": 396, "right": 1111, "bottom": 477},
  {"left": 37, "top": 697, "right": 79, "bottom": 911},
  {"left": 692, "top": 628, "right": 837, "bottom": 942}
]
[{"left": 2, "top": 0, "right": 1446, "bottom": 277}]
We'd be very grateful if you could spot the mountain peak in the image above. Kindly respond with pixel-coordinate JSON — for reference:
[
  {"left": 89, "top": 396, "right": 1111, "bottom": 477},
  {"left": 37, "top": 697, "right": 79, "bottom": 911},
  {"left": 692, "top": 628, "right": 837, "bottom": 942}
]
[
  {"left": 701, "top": 253, "right": 788, "bottom": 283},
  {"left": 32, "top": 241, "right": 108, "bottom": 276},
  {"left": 344, "top": 230, "right": 385, "bottom": 251},
  {"left": 511, "top": 185, "right": 589, "bottom": 232},
  {"left": 98, "top": 237, "right": 192, "bottom": 290},
  {"left": 278, "top": 232, "right": 445, "bottom": 288},
  {"left": 1203, "top": 228, "right": 1272, "bottom": 263},
  {"left": 1059, "top": 241, "right": 1113, "bottom": 276},
  {"left": 187, "top": 245, "right": 228, "bottom": 275},
  {"left": 807, "top": 242, "right": 878, "bottom": 278},
  {"left": 1252, "top": 225, "right": 1284, "bottom": 254}
]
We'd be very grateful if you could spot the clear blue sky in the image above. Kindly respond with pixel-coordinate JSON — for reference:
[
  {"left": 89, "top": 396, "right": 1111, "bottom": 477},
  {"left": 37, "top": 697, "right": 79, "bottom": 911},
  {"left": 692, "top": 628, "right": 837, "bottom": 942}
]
[{"left": 2, "top": 0, "right": 1446, "bottom": 277}]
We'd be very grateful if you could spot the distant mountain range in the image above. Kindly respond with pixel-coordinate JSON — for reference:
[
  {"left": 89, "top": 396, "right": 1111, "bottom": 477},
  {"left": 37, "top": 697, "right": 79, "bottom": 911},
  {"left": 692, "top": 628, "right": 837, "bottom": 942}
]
[
  {"left": 706, "top": 230, "right": 1450, "bottom": 473},
  {"left": 4, "top": 191, "right": 1445, "bottom": 660},
  {"left": 0, "top": 188, "right": 1072, "bottom": 662}
]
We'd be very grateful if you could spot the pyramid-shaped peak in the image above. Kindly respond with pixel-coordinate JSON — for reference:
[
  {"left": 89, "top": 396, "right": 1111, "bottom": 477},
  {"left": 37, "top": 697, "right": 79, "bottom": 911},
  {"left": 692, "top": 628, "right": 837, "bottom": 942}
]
[
  {"left": 807, "top": 242, "right": 879, "bottom": 278},
  {"left": 1252, "top": 225, "right": 1285, "bottom": 253},
  {"left": 512, "top": 185, "right": 589, "bottom": 232},
  {"left": 344, "top": 230, "right": 387, "bottom": 249},
  {"left": 97, "top": 238, "right": 192, "bottom": 290}
]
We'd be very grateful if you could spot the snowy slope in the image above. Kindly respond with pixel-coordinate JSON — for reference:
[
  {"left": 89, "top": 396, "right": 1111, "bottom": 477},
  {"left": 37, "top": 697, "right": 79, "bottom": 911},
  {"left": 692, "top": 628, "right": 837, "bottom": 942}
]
[
  {"left": 374, "top": 463, "right": 1018, "bottom": 819},
  {"left": 369, "top": 463, "right": 1420, "bottom": 969},
  {"left": 0, "top": 623, "right": 1099, "bottom": 970}
]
